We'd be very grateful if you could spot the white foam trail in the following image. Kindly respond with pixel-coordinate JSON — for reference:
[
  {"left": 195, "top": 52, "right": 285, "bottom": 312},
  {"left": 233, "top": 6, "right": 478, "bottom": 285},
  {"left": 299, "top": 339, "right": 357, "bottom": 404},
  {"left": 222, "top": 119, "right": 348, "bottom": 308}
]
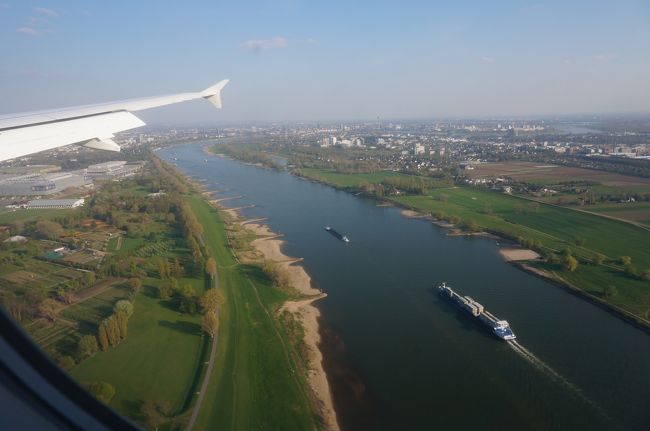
[
  {"left": 508, "top": 340, "right": 611, "bottom": 421},
  {"left": 509, "top": 340, "right": 569, "bottom": 385}
]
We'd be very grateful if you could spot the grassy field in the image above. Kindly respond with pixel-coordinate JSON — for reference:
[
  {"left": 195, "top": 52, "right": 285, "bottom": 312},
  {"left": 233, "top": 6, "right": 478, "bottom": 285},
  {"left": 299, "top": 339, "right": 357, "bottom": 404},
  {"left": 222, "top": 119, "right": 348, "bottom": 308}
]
[
  {"left": 61, "top": 285, "right": 131, "bottom": 337},
  {"left": 186, "top": 194, "right": 318, "bottom": 431},
  {"left": 542, "top": 262, "right": 650, "bottom": 320},
  {"left": 72, "top": 278, "right": 207, "bottom": 421},
  {"left": 118, "top": 237, "right": 147, "bottom": 254},
  {"left": 393, "top": 187, "right": 650, "bottom": 267},
  {"left": 0, "top": 208, "right": 74, "bottom": 224}
]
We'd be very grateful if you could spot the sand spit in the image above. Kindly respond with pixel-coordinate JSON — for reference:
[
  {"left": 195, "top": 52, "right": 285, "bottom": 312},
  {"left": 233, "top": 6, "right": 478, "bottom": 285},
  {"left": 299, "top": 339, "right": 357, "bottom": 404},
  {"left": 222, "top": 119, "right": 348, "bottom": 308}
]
[
  {"left": 400, "top": 209, "right": 425, "bottom": 218},
  {"left": 499, "top": 248, "right": 541, "bottom": 261}
]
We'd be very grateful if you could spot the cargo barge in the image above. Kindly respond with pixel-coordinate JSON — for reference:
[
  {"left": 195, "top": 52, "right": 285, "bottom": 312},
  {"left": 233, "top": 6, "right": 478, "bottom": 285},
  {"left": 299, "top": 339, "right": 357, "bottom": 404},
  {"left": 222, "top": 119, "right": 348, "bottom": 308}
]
[
  {"left": 438, "top": 282, "right": 516, "bottom": 340},
  {"left": 324, "top": 226, "right": 350, "bottom": 242}
]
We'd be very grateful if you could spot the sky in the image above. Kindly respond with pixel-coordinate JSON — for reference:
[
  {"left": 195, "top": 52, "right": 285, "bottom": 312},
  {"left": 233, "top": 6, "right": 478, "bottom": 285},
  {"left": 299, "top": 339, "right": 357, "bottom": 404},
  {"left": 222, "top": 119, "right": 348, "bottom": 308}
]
[{"left": 1, "top": 1, "right": 649, "bottom": 124}]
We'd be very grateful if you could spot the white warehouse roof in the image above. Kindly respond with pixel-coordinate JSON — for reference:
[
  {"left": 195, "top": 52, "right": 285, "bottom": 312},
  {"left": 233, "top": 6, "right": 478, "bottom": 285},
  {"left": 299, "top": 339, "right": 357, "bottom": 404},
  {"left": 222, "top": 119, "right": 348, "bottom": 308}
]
[{"left": 26, "top": 198, "right": 85, "bottom": 209}]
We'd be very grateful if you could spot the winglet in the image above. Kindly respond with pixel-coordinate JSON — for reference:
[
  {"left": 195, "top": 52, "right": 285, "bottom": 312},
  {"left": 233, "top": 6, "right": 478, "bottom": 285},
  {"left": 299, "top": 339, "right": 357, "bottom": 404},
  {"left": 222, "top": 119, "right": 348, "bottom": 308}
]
[{"left": 201, "top": 79, "right": 229, "bottom": 109}]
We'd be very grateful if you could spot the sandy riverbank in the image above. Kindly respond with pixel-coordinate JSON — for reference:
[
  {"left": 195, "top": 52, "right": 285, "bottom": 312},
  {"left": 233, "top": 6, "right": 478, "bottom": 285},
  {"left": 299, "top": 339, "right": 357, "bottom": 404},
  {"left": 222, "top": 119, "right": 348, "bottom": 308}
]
[
  {"left": 499, "top": 248, "right": 541, "bottom": 261},
  {"left": 400, "top": 209, "right": 425, "bottom": 218},
  {"left": 228, "top": 214, "right": 340, "bottom": 431}
]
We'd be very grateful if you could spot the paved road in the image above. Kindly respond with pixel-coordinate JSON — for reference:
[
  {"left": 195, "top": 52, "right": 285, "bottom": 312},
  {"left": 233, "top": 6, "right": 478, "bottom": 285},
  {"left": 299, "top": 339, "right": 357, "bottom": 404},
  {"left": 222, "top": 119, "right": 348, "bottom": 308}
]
[
  {"left": 185, "top": 330, "right": 218, "bottom": 431},
  {"left": 185, "top": 243, "right": 220, "bottom": 431}
]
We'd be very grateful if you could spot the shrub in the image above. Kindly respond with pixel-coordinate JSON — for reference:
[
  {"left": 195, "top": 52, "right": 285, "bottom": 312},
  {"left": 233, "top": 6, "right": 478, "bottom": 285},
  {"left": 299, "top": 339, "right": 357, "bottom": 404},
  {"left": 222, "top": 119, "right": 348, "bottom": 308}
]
[
  {"left": 563, "top": 255, "right": 578, "bottom": 272},
  {"left": 76, "top": 335, "right": 99, "bottom": 361},
  {"left": 57, "top": 355, "right": 76, "bottom": 371},
  {"left": 603, "top": 285, "right": 618, "bottom": 298},
  {"left": 85, "top": 382, "right": 116, "bottom": 403}
]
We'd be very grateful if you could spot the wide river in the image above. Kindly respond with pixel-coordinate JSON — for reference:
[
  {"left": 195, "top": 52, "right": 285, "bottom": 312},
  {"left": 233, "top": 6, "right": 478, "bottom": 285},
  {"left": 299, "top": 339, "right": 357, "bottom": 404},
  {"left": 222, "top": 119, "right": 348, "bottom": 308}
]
[{"left": 160, "top": 142, "right": 650, "bottom": 431}]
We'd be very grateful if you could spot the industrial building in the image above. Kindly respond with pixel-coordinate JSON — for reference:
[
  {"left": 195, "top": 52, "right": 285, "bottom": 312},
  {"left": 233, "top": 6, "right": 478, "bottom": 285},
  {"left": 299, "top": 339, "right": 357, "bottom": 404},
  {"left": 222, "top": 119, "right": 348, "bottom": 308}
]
[
  {"left": 86, "top": 161, "right": 142, "bottom": 180},
  {"left": 0, "top": 160, "right": 143, "bottom": 196},
  {"left": 0, "top": 171, "right": 90, "bottom": 196},
  {"left": 25, "top": 198, "right": 85, "bottom": 209}
]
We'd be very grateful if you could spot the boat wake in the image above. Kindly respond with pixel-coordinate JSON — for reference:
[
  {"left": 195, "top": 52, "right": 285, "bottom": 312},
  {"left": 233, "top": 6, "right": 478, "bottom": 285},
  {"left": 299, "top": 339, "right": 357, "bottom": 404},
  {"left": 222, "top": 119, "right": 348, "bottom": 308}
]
[
  {"left": 507, "top": 340, "right": 611, "bottom": 421},
  {"left": 508, "top": 340, "right": 569, "bottom": 385}
]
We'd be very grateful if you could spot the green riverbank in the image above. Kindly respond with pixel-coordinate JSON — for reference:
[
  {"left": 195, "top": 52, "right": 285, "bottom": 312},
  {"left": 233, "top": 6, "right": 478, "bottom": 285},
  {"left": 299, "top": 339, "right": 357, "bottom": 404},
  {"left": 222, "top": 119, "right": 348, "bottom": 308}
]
[{"left": 292, "top": 167, "right": 650, "bottom": 327}]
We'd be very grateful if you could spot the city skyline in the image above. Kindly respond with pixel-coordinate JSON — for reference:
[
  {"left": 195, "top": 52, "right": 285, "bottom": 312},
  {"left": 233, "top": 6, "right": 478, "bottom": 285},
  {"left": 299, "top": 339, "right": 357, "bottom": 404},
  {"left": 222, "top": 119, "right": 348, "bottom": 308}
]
[{"left": 1, "top": 1, "right": 649, "bottom": 124}]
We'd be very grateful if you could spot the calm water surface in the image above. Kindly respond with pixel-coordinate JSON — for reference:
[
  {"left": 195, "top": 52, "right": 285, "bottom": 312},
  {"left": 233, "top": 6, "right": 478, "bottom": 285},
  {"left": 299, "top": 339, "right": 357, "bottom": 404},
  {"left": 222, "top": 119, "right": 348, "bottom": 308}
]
[{"left": 160, "top": 142, "right": 650, "bottom": 431}]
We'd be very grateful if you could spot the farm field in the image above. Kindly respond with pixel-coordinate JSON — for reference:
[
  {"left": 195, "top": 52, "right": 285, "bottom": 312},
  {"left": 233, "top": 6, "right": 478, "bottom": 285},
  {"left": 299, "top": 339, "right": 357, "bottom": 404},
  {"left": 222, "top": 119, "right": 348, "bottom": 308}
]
[
  {"left": 586, "top": 202, "right": 650, "bottom": 225},
  {"left": 29, "top": 283, "right": 129, "bottom": 357},
  {"left": 0, "top": 259, "right": 86, "bottom": 295},
  {"left": 114, "top": 237, "right": 146, "bottom": 255},
  {"left": 467, "top": 161, "right": 650, "bottom": 187},
  {"left": 61, "top": 249, "right": 103, "bottom": 266},
  {"left": 463, "top": 161, "right": 650, "bottom": 226}
]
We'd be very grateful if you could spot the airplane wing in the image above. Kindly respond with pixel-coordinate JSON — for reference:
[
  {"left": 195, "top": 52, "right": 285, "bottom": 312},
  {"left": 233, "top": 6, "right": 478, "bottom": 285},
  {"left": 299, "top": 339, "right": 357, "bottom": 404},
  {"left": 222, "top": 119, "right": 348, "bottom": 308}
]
[{"left": 0, "top": 79, "right": 229, "bottom": 162}]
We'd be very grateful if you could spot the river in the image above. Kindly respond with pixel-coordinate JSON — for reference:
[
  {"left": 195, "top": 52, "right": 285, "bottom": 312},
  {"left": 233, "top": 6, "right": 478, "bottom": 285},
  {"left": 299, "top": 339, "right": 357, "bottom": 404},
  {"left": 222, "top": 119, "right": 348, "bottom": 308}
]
[{"left": 160, "top": 142, "right": 650, "bottom": 431}]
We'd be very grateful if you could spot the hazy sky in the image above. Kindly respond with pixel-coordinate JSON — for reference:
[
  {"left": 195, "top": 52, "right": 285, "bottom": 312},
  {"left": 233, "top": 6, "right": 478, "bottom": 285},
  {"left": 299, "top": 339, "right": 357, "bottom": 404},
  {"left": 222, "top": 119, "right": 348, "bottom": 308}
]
[{"left": 1, "top": 1, "right": 649, "bottom": 124}]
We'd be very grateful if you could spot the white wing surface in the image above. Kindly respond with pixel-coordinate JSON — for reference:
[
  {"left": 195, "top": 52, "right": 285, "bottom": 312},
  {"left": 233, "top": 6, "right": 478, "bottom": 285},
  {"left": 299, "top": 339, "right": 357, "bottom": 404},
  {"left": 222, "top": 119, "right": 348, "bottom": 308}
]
[{"left": 0, "top": 79, "right": 229, "bottom": 162}]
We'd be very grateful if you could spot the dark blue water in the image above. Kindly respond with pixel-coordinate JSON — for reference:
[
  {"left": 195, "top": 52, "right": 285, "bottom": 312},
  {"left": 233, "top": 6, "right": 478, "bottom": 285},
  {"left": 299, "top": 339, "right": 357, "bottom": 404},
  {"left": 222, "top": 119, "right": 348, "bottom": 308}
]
[{"left": 161, "top": 142, "right": 650, "bottom": 431}]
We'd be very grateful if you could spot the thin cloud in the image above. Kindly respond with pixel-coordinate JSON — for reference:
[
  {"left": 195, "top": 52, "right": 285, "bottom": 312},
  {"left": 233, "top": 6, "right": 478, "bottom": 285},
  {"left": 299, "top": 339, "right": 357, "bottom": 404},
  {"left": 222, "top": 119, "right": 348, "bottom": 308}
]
[
  {"left": 593, "top": 53, "right": 616, "bottom": 63},
  {"left": 32, "top": 6, "right": 58, "bottom": 17},
  {"left": 16, "top": 26, "right": 40, "bottom": 36},
  {"left": 28, "top": 16, "right": 47, "bottom": 26},
  {"left": 480, "top": 56, "right": 496, "bottom": 64},
  {"left": 17, "top": 9, "right": 55, "bottom": 37},
  {"left": 241, "top": 37, "right": 288, "bottom": 52}
]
